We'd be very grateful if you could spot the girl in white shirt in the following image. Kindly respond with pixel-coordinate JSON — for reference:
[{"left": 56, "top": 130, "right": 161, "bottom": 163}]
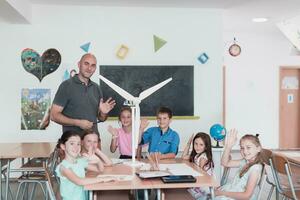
[{"left": 182, "top": 132, "right": 214, "bottom": 199}]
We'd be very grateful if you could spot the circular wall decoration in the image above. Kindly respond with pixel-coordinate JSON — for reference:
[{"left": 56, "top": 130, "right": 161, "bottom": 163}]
[{"left": 228, "top": 38, "right": 241, "bottom": 57}]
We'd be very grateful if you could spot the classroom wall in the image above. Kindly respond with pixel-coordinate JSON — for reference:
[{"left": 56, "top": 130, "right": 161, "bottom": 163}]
[
  {"left": 223, "top": 29, "right": 300, "bottom": 149},
  {"left": 0, "top": 5, "right": 223, "bottom": 157}
]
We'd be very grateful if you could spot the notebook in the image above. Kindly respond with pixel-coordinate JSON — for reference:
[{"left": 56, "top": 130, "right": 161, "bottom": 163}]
[
  {"left": 161, "top": 175, "right": 196, "bottom": 183},
  {"left": 136, "top": 170, "right": 171, "bottom": 179}
]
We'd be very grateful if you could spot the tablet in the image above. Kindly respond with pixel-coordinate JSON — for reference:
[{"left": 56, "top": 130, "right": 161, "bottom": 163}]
[{"left": 161, "top": 175, "right": 196, "bottom": 183}]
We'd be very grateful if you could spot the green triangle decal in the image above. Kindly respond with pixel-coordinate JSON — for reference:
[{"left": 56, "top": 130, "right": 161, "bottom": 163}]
[{"left": 153, "top": 35, "right": 167, "bottom": 52}]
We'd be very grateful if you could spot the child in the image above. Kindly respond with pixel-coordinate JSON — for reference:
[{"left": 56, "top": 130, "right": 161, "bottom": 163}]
[
  {"left": 140, "top": 106, "right": 180, "bottom": 160},
  {"left": 182, "top": 132, "right": 214, "bottom": 199},
  {"left": 182, "top": 132, "right": 214, "bottom": 174},
  {"left": 55, "top": 131, "right": 115, "bottom": 200},
  {"left": 81, "top": 130, "right": 113, "bottom": 166},
  {"left": 214, "top": 129, "right": 264, "bottom": 200},
  {"left": 108, "top": 106, "right": 149, "bottom": 159}
]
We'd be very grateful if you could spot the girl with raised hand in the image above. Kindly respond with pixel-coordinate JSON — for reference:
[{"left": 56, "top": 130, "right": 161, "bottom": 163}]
[
  {"left": 108, "top": 106, "right": 149, "bottom": 159},
  {"left": 215, "top": 129, "right": 264, "bottom": 200},
  {"left": 81, "top": 130, "right": 112, "bottom": 166},
  {"left": 181, "top": 132, "right": 214, "bottom": 199}
]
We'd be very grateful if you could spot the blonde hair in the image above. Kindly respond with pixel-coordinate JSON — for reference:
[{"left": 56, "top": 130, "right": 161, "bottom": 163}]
[{"left": 239, "top": 134, "right": 264, "bottom": 177}]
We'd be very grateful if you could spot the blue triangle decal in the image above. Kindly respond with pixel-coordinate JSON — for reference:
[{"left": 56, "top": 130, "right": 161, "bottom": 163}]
[{"left": 80, "top": 42, "right": 91, "bottom": 53}]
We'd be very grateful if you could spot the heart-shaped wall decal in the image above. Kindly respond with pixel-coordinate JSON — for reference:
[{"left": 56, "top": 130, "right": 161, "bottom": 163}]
[{"left": 21, "top": 48, "right": 61, "bottom": 82}]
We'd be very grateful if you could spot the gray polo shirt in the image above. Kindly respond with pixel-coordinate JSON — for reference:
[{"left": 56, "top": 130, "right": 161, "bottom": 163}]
[{"left": 53, "top": 75, "right": 103, "bottom": 135}]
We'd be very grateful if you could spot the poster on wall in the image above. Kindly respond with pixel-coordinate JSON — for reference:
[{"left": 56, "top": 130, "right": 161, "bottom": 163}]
[
  {"left": 21, "top": 48, "right": 61, "bottom": 82},
  {"left": 282, "top": 76, "right": 299, "bottom": 90},
  {"left": 21, "top": 88, "right": 51, "bottom": 130}
]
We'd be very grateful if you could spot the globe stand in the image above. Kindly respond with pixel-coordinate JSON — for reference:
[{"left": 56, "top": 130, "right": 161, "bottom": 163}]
[{"left": 213, "top": 140, "right": 223, "bottom": 148}]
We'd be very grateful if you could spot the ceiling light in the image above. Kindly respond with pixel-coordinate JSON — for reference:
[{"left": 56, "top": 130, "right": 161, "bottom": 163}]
[{"left": 252, "top": 18, "right": 268, "bottom": 23}]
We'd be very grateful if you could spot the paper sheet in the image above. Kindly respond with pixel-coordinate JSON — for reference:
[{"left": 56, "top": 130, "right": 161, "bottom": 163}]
[
  {"left": 97, "top": 174, "right": 134, "bottom": 181},
  {"left": 139, "top": 163, "right": 202, "bottom": 177},
  {"left": 111, "top": 158, "right": 125, "bottom": 165},
  {"left": 159, "top": 163, "right": 202, "bottom": 176}
]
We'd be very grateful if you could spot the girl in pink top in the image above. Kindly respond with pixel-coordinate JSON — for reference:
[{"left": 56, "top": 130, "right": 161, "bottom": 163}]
[{"left": 108, "top": 106, "right": 148, "bottom": 159}]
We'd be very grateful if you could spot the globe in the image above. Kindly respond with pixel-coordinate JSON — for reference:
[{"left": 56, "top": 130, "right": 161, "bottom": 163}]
[{"left": 210, "top": 124, "right": 226, "bottom": 148}]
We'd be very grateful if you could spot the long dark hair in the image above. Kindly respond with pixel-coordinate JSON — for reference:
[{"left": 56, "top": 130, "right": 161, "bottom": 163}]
[
  {"left": 239, "top": 134, "right": 264, "bottom": 178},
  {"left": 189, "top": 132, "right": 214, "bottom": 171},
  {"left": 56, "top": 130, "right": 81, "bottom": 149}
]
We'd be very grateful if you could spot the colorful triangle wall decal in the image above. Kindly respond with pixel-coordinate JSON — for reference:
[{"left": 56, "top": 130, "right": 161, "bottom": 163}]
[
  {"left": 153, "top": 35, "right": 167, "bottom": 52},
  {"left": 80, "top": 42, "right": 91, "bottom": 53}
]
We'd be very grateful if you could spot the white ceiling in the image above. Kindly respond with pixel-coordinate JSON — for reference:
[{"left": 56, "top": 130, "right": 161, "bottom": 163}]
[
  {"left": 1, "top": 0, "right": 300, "bottom": 33},
  {"left": 28, "top": 0, "right": 246, "bottom": 8}
]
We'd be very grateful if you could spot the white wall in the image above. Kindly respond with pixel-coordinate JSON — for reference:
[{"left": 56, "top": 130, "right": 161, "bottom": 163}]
[
  {"left": 223, "top": 29, "right": 300, "bottom": 148},
  {"left": 0, "top": 5, "right": 223, "bottom": 157}
]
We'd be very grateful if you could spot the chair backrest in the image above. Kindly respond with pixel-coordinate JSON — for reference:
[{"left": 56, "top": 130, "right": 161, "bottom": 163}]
[
  {"left": 261, "top": 149, "right": 276, "bottom": 186},
  {"left": 220, "top": 167, "right": 231, "bottom": 185},
  {"left": 44, "top": 162, "right": 56, "bottom": 200},
  {"left": 220, "top": 155, "right": 232, "bottom": 185},
  {"left": 47, "top": 147, "right": 60, "bottom": 174},
  {"left": 256, "top": 167, "right": 267, "bottom": 200},
  {"left": 270, "top": 152, "right": 298, "bottom": 200}
]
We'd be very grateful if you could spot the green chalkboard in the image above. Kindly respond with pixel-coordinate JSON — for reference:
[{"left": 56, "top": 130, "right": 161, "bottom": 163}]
[{"left": 99, "top": 65, "right": 194, "bottom": 117}]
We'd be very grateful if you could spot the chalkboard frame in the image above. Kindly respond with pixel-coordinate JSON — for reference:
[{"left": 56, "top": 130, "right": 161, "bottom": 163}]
[{"left": 99, "top": 65, "right": 194, "bottom": 117}]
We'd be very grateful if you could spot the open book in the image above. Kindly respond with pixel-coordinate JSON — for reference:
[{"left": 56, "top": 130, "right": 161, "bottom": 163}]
[{"left": 136, "top": 170, "right": 171, "bottom": 178}]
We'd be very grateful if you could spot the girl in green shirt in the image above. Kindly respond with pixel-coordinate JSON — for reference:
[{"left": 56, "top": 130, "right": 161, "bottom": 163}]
[{"left": 55, "top": 131, "right": 115, "bottom": 200}]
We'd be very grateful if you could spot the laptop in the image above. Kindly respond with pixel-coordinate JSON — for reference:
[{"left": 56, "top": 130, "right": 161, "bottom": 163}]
[{"left": 161, "top": 175, "right": 196, "bottom": 183}]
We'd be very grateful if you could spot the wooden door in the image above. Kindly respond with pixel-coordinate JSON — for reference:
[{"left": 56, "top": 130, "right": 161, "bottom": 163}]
[{"left": 279, "top": 67, "right": 300, "bottom": 148}]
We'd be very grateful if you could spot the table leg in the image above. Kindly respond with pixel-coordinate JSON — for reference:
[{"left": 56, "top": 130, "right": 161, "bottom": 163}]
[
  {"left": 0, "top": 159, "right": 2, "bottom": 200},
  {"left": 134, "top": 190, "right": 139, "bottom": 200},
  {"left": 144, "top": 189, "right": 149, "bottom": 200},
  {"left": 89, "top": 190, "right": 93, "bottom": 200},
  {"left": 5, "top": 160, "right": 10, "bottom": 200},
  {"left": 210, "top": 186, "right": 215, "bottom": 200},
  {"left": 156, "top": 189, "right": 161, "bottom": 200}
]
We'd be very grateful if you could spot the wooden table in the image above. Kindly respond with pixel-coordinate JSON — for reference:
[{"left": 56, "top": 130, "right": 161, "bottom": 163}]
[
  {"left": 0, "top": 142, "right": 56, "bottom": 200},
  {"left": 85, "top": 159, "right": 218, "bottom": 200}
]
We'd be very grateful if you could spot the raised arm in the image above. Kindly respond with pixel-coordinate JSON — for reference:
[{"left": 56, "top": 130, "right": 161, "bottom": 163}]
[
  {"left": 181, "top": 134, "right": 194, "bottom": 160},
  {"left": 138, "top": 118, "right": 149, "bottom": 144},
  {"left": 95, "top": 148, "right": 113, "bottom": 166},
  {"left": 221, "top": 129, "right": 242, "bottom": 167},
  {"left": 50, "top": 104, "right": 93, "bottom": 130},
  {"left": 98, "top": 98, "right": 116, "bottom": 122},
  {"left": 107, "top": 125, "right": 118, "bottom": 153},
  {"left": 82, "top": 146, "right": 105, "bottom": 172}
]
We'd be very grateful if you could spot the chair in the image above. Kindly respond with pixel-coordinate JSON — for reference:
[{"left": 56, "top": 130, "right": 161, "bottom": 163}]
[
  {"left": 261, "top": 149, "right": 277, "bottom": 200},
  {"left": 220, "top": 166, "right": 230, "bottom": 185},
  {"left": 270, "top": 152, "right": 300, "bottom": 200},
  {"left": 220, "top": 155, "right": 232, "bottom": 185},
  {"left": 1, "top": 159, "right": 14, "bottom": 199},
  {"left": 44, "top": 162, "right": 56, "bottom": 200},
  {"left": 15, "top": 147, "right": 60, "bottom": 200}
]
